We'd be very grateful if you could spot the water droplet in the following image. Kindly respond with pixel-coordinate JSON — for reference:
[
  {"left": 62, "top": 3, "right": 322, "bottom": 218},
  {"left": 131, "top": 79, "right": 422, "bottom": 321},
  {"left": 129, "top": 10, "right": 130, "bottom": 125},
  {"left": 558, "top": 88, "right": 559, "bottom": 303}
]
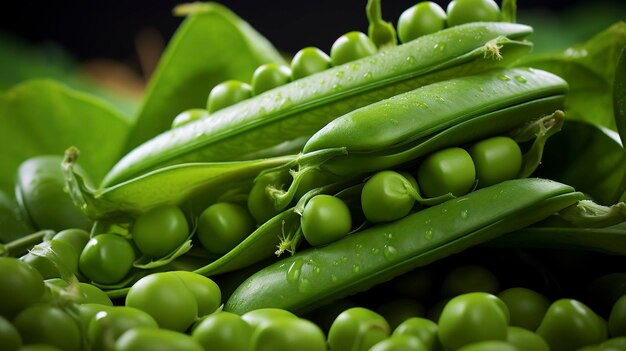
[
  {"left": 331, "top": 274, "right": 338, "bottom": 282},
  {"left": 287, "top": 259, "right": 304, "bottom": 283},
  {"left": 435, "top": 96, "right": 445, "bottom": 104},
  {"left": 383, "top": 244, "right": 398, "bottom": 260},
  {"left": 416, "top": 101, "right": 429, "bottom": 109},
  {"left": 351, "top": 63, "right": 361, "bottom": 70},
  {"left": 313, "top": 266, "right": 321, "bottom": 275},
  {"left": 460, "top": 209, "right": 469, "bottom": 219},
  {"left": 363, "top": 72, "right": 373, "bottom": 80},
  {"left": 341, "top": 256, "right": 348, "bottom": 262},
  {"left": 441, "top": 208, "right": 448, "bottom": 214},
  {"left": 384, "top": 233, "right": 393, "bottom": 240},
  {"left": 298, "top": 278, "right": 312, "bottom": 293},
  {"left": 370, "top": 248, "right": 381, "bottom": 255},
  {"left": 514, "top": 75, "right": 527, "bottom": 83},
  {"left": 353, "top": 264, "right": 361, "bottom": 273},
  {"left": 434, "top": 42, "right": 446, "bottom": 51},
  {"left": 333, "top": 260, "right": 340, "bottom": 266},
  {"left": 425, "top": 219, "right": 432, "bottom": 225},
  {"left": 332, "top": 83, "right": 343, "bottom": 90},
  {"left": 406, "top": 56, "right": 417, "bottom": 64},
  {"left": 424, "top": 229, "right": 434, "bottom": 241},
  {"left": 369, "top": 58, "right": 378, "bottom": 64},
  {"left": 497, "top": 74, "right": 511, "bottom": 81},
  {"left": 336, "top": 71, "right": 345, "bottom": 78}
]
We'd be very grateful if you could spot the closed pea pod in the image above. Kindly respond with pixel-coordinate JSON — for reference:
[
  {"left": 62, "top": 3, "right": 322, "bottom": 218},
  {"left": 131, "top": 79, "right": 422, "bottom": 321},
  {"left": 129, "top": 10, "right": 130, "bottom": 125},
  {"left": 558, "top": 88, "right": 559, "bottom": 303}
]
[
  {"left": 102, "top": 23, "right": 533, "bottom": 186},
  {"left": 225, "top": 179, "right": 583, "bottom": 314}
]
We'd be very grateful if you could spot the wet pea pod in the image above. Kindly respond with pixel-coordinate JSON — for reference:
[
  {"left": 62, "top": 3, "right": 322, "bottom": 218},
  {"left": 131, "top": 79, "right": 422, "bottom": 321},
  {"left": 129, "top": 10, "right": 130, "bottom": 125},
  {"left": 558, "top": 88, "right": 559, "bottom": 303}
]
[
  {"left": 63, "top": 147, "right": 296, "bottom": 220},
  {"left": 224, "top": 178, "right": 584, "bottom": 315},
  {"left": 102, "top": 22, "right": 533, "bottom": 186},
  {"left": 271, "top": 67, "right": 567, "bottom": 209}
]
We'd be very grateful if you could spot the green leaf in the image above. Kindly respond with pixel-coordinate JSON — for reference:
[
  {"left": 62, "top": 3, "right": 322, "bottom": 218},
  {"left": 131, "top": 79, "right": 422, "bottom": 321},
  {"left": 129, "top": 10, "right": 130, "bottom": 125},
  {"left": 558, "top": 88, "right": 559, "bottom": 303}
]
[
  {"left": 535, "top": 119, "right": 626, "bottom": 205},
  {"left": 0, "top": 80, "right": 130, "bottom": 197},
  {"left": 519, "top": 22, "right": 626, "bottom": 130},
  {"left": 122, "top": 2, "right": 285, "bottom": 155},
  {"left": 614, "top": 46, "right": 626, "bottom": 146}
]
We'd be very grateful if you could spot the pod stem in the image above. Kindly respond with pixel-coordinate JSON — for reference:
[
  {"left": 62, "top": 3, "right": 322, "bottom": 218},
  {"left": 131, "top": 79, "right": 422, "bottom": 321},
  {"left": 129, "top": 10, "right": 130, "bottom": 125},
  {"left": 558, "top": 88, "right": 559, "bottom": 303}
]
[
  {"left": 559, "top": 200, "right": 626, "bottom": 228},
  {"left": 402, "top": 176, "right": 455, "bottom": 206},
  {"left": 0, "top": 229, "right": 54, "bottom": 257},
  {"left": 514, "top": 110, "right": 565, "bottom": 178},
  {"left": 501, "top": 0, "right": 517, "bottom": 23},
  {"left": 366, "top": 0, "right": 397, "bottom": 50}
]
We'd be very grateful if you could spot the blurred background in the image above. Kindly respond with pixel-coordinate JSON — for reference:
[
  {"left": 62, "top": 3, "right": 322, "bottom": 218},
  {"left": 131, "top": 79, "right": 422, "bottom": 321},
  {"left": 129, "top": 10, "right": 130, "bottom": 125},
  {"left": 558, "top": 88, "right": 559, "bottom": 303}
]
[{"left": 0, "top": 0, "right": 623, "bottom": 113}]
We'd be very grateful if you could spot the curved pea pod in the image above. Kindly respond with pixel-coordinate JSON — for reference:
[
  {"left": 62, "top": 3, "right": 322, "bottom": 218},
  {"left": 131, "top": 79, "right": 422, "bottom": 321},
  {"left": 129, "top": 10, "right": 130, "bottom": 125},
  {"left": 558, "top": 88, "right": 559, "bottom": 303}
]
[
  {"left": 224, "top": 178, "right": 584, "bottom": 315},
  {"left": 301, "top": 67, "right": 567, "bottom": 176},
  {"left": 102, "top": 22, "right": 533, "bottom": 186},
  {"left": 62, "top": 147, "right": 295, "bottom": 220}
]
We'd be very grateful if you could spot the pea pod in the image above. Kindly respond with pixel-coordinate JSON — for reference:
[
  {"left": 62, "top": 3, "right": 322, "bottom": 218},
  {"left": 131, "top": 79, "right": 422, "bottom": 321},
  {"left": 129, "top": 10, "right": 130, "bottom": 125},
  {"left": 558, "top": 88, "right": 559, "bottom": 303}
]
[
  {"left": 63, "top": 148, "right": 295, "bottom": 220},
  {"left": 271, "top": 67, "right": 566, "bottom": 209},
  {"left": 102, "top": 22, "right": 533, "bottom": 186},
  {"left": 224, "top": 178, "right": 583, "bottom": 314}
]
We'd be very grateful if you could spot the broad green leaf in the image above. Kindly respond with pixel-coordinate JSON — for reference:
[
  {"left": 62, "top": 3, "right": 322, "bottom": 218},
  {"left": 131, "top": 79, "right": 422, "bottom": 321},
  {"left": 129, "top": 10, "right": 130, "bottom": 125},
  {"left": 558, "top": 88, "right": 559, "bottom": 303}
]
[
  {"left": 535, "top": 119, "right": 626, "bottom": 205},
  {"left": 519, "top": 22, "right": 626, "bottom": 130},
  {"left": 0, "top": 80, "right": 130, "bottom": 198},
  {"left": 123, "top": 2, "right": 285, "bottom": 154}
]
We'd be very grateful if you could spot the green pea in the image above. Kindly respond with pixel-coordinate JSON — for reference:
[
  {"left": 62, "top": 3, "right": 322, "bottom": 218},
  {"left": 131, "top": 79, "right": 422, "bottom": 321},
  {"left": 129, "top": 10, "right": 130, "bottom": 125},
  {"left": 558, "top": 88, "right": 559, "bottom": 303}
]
[
  {"left": 602, "top": 336, "right": 626, "bottom": 349},
  {"left": 125, "top": 272, "right": 198, "bottom": 332},
  {"left": 0, "top": 315, "right": 22, "bottom": 351},
  {"left": 361, "top": 170, "right": 416, "bottom": 223},
  {"left": 446, "top": 0, "right": 501, "bottom": 27},
  {"left": 207, "top": 80, "right": 253, "bottom": 113},
  {"left": 21, "top": 239, "right": 79, "bottom": 279},
  {"left": 192, "top": 311, "right": 253, "bottom": 351},
  {"left": 291, "top": 47, "right": 331, "bottom": 79},
  {"left": 115, "top": 328, "right": 204, "bottom": 351},
  {"left": 251, "top": 63, "right": 292, "bottom": 95},
  {"left": 469, "top": 136, "right": 522, "bottom": 188},
  {"left": 53, "top": 228, "right": 89, "bottom": 256},
  {"left": 497, "top": 287, "right": 550, "bottom": 331},
  {"left": 132, "top": 205, "right": 189, "bottom": 259},
  {"left": 536, "top": 299, "right": 607, "bottom": 351},
  {"left": 0, "top": 257, "right": 45, "bottom": 319},
  {"left": 438, "top": 292, "right": 509, "bottom": 350},
  {"left": 87, "top": 306, "right": 159, "bottom": 351},
  {"left": 330, "top": 31, "right": 377, "bottom": 66},
  {"left": 241, "top": 308, "right": 298, "bottom": 330},
  {"left": 609, "top": 295, "right": 626, "bottom": 337},
  {"left": 301, "top": 195, "right": 352, "bottom": 246},
  {"left": 171, "top": 108, "right": 209, "bottom": 128},
  {"left": 13, "top": 303, "right": 81, "bottom": 351},
  {"left": 397, "top": 2, "right": 447, "bottom": 43},
  {"left": 251, "top": 317, "right": 327, "bottom": 351},
  {"left": 393, "top": 317, "right": 441, "bottom": 350},
  {"left": 171, "top": 271, "right": 221, "bottom": 317},
  {"left": 417, "top": 147, "right": 476, "bottom": 197},
  {"left": 79, "top": 234, "right": 135, "bottom": 285},
  {"left": 197, "top": 202, "right": 255, "bottom": 255},
  {"left": 506, "top": 326, "right": 549, "bottom": 351},
  {"left": 247, "top": 170, "right": 292, "bottom": 224},
  {"left": 328, "top": 307, "right": 390, "bottom": 351}
]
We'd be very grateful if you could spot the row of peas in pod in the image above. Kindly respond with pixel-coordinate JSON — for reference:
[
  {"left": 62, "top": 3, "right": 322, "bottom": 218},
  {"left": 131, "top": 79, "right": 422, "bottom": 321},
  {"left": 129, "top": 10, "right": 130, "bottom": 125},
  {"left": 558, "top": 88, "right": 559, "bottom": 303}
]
[
  {"left": 298, "top": 135, "right": 522, "bottom": 247},
  {"left": 171, "top": 0, "right": 504, "bottom": 128}
]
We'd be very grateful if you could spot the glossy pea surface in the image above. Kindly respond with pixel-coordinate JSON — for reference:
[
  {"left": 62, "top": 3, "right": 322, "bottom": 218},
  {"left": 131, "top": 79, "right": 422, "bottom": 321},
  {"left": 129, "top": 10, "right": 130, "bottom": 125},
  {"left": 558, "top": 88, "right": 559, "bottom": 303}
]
[
  {"left": 469, "top": 136, "right": 522, "bottom": 188},
  {"left": 417, "top": 147, "right": 476, "bottom": 197},
  {"left": 132, "top": 205, "right": 189, "bottom": 259},
  {"left": 328, "top": 307, "right": 390, "bottom": 351},
  {"left": 397, "top": 2, "right": 447, "bottom": 43},
  {"left": 79, "top": 234, "right": 135, "bottom": 285},
  {"left": 251, "top": 63, "right": 292, "bottom": 95},
  {"left": 446, "top": 0, "right": 501, "bottom": 26},
  {"left": 207, "top": 80, "right": 253, "bottom": 113},
  {"left": 291, "top": 47, "right": 331, "bottom": 79},
  {"left": 497, "top": 287, "right": 550, "bottom": 331},
  {"left": 301, "top": 195, "right": 352, "bottom": 246},
  {"left": 192, "top": 311, "right": 253, "bottom": 351},
  {"left": 361, "top": 170, "right": 416, "bottom": 223},
  {"left": 197, "top": 202, "right": 255, "bottom": 255},
  {"left": 330, "top": 31, "right": 377, "bottom": 66}
]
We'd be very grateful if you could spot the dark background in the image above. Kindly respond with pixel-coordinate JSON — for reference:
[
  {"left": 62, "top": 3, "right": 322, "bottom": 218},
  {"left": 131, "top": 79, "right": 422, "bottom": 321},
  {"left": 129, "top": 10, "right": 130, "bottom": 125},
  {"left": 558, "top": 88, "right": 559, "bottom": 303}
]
[{"left": 0, "top": 0, "right": 621, "bottom": 62}]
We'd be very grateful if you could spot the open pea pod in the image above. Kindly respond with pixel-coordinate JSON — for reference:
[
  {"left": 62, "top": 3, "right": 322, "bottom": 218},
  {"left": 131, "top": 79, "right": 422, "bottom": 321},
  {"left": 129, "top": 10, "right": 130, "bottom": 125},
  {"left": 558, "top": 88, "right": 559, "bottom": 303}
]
[
  {"left": 63, "top": 148, "right": 295, "bottom": 220},
  {"left": 224, "top": 178, "right": 584, "bottom": 315},
  {"left": 270, "top": 67, "right": 567, "bottom": 209},
  {"left": 102, "top": 22, "right": 533, "bottom": 186}
]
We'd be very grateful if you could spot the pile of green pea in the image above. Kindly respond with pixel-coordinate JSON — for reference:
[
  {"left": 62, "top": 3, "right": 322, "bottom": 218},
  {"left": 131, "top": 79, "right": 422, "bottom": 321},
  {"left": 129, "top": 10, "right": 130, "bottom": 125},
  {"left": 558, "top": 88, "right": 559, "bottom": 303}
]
[{"left": 4, "top": 253, "right": 626, "bottom": 351}]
